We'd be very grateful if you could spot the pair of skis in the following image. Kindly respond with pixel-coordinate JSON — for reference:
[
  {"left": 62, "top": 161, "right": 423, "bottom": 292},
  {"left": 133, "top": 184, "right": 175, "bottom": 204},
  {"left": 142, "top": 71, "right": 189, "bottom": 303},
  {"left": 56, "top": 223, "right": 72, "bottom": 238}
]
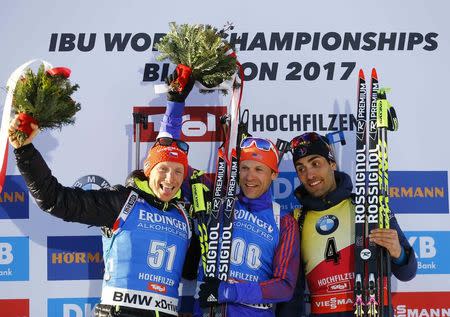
[
  {"left": 354, "top": 68, "right": 398, "bottom": 317},
  {"left": 190, "top": 67, "right": 246, "bottom": 317}
]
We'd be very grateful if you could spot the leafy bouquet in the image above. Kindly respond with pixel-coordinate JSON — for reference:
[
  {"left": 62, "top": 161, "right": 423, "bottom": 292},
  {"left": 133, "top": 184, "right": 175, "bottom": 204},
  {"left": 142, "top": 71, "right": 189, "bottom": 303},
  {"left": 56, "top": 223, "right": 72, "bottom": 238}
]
[
  {"left": 10, "top": 64, "right": 81, "bottom": 146},
  {"left": 155, "top": 22, "right": 238, "bottom": 94}
]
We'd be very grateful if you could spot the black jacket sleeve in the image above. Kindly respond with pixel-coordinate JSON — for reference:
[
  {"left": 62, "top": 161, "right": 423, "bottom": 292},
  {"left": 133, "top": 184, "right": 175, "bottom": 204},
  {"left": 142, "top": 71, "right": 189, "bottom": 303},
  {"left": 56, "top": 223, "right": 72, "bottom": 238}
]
[{"left": 14, "top": 144, "right": 129, "bottom": 228}]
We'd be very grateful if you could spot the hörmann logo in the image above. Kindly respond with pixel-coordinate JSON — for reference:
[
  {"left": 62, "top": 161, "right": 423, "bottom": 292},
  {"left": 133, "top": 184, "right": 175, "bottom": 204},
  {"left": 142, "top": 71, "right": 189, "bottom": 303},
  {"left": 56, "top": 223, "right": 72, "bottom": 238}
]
[
  {"left": 0, "top": 175, "right": 29, "bottom": 220},
  {"left": 133, "top": 106, "right": 227, "bottom": 142},
  {"left": 389, "top": 171, "right": 448, "bottom": 214},
  {"left": 51, "top": 252, "right": 102, "bottom": 264},
  {"left": 274, "top": 171, "right": 449, "bottom": 214},
  {"left": 47, "top": 236, "right": 104, "bottom": 280}
]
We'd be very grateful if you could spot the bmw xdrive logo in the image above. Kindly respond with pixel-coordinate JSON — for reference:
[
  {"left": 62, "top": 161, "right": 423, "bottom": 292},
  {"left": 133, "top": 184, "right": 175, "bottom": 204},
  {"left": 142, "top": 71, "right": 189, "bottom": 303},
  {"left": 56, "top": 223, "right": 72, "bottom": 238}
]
[{"left": 315, "top": 215, "right": 339, "bottom": 235}]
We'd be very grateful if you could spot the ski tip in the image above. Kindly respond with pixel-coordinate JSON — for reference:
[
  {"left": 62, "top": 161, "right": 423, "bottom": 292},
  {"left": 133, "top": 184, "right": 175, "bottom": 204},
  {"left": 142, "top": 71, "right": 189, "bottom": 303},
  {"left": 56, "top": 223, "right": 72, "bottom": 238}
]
[
  {"left": 359, "top": 69, "right": 365, "bottom": 79},
  {"left": 371, "top": 68, "right": 378, "bottom": 79}
]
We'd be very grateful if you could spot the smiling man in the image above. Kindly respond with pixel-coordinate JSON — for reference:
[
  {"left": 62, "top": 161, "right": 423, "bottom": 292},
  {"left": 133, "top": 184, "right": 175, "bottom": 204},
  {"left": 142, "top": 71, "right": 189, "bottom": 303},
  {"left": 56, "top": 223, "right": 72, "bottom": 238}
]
[
  {"left": 198, "top": 137, "right": 300, "bottom": 317},
  {"left": 276, "top": 132, "right": 417, "bottom": 317},
  {"left": 9, "top": 76, "right": 197, "bottom": 317}
]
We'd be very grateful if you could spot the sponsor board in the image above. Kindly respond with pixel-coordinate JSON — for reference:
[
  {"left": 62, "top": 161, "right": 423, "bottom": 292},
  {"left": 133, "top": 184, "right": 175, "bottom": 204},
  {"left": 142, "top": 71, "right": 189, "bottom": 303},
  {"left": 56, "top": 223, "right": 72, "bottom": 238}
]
[
  {"left": 405, "top": 231, "right": 450, "bottom": 274},
  {"left": 272, "top": 172, "right": 301, "bottom": 212},
  {"left": 0, "top": 299, "right": 29, "bottom": 317},
  {"left": 0, "top": 236, "right": 29, "bottom": 281},
  {"left": 0, "top": 175, "right": 29, "bottom": 219},
  {"left": 133, "top": 106, "right": 227, "bottom": 142},
  {"left": 390, "top": 171, "right": 448, "bottom": 214},
  {"left": 272, "top": 171, "right": 449, "bottom": 214},
  {"left": 393, "top": 292, "right": 450, "bottom": 316},
  {"left": 47, "top": 236, "right": 103, "bottom": 280},
  {"left": 48, "top": 297, "right": 100, "bottom": 317}
]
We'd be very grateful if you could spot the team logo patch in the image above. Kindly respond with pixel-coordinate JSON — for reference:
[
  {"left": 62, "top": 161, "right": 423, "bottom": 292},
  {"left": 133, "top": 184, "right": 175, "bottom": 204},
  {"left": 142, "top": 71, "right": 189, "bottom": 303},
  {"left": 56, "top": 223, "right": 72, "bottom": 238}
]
[
  {"left": 169, "top": 151, "right": 179, "bottom": 157},
  {"left": 315, "top": 215, "right": 339, "bottom": 235}
]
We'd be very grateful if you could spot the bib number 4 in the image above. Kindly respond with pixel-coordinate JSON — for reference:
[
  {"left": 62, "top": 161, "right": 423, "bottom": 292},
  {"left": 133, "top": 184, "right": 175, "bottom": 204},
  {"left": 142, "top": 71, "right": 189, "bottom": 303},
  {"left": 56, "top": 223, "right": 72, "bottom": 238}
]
[{"left": 324, "top": 237, "right": 341, "bottom": 264}]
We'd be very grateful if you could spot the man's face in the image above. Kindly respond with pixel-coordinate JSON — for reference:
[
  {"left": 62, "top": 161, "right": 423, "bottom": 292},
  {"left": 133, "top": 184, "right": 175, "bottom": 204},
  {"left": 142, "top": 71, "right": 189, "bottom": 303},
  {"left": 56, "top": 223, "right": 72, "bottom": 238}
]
[
  {"left": 239, "top": 160, "right": 278, "bottom": 199},
  {"left": 148, "top": 161, "right": 184, "bottom": 202},
  {"left": 294, "top": 155, "right": 337, "bottom": 198}
]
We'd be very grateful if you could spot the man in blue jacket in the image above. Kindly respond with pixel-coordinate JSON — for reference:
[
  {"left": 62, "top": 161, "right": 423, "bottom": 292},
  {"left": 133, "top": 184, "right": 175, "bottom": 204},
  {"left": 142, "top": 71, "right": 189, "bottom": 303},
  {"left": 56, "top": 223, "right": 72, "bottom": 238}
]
[{"left": 276, "top": 132, "right": 417, "bottom": 317}]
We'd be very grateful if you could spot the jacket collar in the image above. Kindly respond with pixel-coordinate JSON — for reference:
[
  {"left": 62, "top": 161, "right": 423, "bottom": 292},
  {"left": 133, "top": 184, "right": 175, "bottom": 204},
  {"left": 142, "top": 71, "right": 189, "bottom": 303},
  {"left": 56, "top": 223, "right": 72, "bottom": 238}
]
[{"left": 238, "top": 188, "right": 273, "bottom": 212}]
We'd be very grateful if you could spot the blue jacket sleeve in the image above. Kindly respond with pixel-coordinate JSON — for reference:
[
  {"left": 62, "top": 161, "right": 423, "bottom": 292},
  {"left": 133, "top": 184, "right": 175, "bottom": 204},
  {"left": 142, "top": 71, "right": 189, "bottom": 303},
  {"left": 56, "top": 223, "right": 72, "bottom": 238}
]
[
  {"left": 390, "top": 216, "right": 417, "bottom": 281},
  {"left": 157, "top": 100, "right": 185, "bottom": 139}
]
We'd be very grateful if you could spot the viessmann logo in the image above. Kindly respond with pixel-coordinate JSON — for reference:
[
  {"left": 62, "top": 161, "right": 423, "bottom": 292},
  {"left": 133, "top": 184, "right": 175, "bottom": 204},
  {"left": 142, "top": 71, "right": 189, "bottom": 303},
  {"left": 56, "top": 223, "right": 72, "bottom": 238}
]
[
  {"left": 392, "top": 292, "right": 450, "bottom": 316},
  {"left": 47, "top": 236, "right": 104, "bottom": 280},
  {"left": 133, "top": 106, "right": 227, "bottom": 142}
]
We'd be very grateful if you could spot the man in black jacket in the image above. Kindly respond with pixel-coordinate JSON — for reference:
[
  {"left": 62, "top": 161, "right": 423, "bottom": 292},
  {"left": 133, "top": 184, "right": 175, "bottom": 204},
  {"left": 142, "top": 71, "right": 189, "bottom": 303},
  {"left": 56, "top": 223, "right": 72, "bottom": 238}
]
[{"left": 9, "top": 79, "right": 199, "bottom": 317}]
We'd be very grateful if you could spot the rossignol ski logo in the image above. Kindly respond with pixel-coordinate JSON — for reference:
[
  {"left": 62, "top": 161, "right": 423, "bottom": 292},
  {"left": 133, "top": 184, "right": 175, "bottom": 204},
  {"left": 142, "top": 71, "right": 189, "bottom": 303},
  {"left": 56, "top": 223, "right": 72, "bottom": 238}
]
[
  {"left": 354, "top": 145, "right": 366, "bottom": 225},
  {"left": 360, "top": 248, "right": 371, "bottom": 260},
  {"left": 205, "top": 222, "right": 220, "bottom": 276}
]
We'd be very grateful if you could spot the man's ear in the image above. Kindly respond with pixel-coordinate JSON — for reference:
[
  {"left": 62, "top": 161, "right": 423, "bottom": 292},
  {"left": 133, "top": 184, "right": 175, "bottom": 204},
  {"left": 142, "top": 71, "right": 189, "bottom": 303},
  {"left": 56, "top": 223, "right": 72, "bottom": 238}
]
[
  {"left": 271, "top": 172, "right": 279, "bottom": 181},
  {"left": 330, "top": 161, "right": 337, "bottom": 171}
]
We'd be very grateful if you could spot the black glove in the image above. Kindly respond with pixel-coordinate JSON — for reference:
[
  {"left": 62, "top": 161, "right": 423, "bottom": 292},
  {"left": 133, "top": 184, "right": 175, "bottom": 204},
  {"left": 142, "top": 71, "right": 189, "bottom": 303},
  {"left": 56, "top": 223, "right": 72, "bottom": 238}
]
[
  {"left": 166, "top": 67, "right": 195, "bottom": 103},
  {"left": 199, "top": 277, "right": 221, "bottom": 308}
]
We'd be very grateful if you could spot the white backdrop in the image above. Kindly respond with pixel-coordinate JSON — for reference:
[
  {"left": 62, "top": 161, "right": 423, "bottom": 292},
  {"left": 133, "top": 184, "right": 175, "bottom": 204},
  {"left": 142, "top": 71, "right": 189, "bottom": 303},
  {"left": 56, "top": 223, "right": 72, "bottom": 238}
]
[{"left": 1, "top": 0, "right": 449, "bottom": 316}]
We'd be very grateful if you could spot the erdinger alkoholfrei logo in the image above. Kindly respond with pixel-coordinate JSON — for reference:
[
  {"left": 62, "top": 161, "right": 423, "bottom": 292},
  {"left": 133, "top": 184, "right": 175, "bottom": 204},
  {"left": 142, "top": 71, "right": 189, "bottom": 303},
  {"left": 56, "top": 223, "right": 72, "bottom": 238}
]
[
  {"left": 72, "top": 175, "right": 111, "bottom": 190},
  {"left": 316, "top": 215, "right": 339, "bottom": 235}
]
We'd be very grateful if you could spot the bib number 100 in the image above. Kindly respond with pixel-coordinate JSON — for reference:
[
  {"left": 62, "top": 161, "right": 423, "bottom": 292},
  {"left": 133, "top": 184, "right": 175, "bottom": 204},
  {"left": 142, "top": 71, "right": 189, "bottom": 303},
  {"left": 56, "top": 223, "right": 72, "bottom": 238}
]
[{"left": 230, "top": 238, "right": 262, "bottom": 269}]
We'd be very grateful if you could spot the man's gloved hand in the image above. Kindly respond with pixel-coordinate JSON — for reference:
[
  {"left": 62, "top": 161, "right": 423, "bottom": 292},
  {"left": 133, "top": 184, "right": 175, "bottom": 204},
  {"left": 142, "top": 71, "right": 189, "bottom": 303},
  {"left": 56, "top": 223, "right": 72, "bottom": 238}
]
[
  {"left": 199, "top": 277, "right": 221, "bottom": 308},
  {"left": 166, "top": 65, "right": 195, "bottom": 103}
]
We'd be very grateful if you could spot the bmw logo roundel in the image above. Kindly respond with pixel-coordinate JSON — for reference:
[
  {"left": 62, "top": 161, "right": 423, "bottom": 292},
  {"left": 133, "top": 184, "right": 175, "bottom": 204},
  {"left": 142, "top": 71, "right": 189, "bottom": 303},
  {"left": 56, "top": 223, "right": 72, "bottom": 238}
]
[
  {"left": 315, "top": 215, "right": 339, "bottom": 235},
  {"left": 72, "top": 175, "right": 111, "bottom": 190}
]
